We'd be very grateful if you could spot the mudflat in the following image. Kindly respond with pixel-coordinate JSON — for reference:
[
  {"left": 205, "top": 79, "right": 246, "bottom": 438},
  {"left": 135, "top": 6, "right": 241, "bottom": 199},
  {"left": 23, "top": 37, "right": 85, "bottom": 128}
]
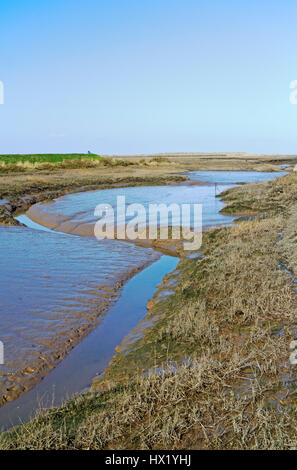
[
  {"left": 0, "top": 154, "right": 296, "bottom": 448},
  {"left": 2, "top": 169, "right": 296, "bottom": 450}
]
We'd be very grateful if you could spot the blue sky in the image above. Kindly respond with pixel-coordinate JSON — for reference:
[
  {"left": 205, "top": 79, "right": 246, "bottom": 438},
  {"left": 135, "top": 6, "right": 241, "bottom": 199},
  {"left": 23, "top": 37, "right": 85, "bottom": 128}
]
[{"left": 0, "top": 0, "right": 296, "bottom": 155}]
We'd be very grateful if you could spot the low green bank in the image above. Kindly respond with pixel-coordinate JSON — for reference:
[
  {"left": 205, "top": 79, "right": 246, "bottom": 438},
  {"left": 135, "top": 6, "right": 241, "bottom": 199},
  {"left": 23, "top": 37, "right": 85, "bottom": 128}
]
[{"left": 0, "top": 154, "right": 101, "bottom": 165}]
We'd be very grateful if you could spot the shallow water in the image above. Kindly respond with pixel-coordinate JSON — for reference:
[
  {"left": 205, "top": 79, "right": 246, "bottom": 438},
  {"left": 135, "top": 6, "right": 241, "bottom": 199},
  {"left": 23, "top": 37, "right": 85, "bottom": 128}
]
[
  {"left": 188, "top": 169, "right": 287, "bottom": 184},
  {"left": 27, "top": 183, "right": 237, "bottom": 234},
  {"left": 0, "top": 225, "right": 157, "bottom": 404}
]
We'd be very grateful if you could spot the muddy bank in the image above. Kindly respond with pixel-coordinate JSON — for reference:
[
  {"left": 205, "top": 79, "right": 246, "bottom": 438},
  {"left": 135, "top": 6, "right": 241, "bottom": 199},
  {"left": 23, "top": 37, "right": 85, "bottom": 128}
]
[{"left": 26, "top": 203, "right": 185, "bottom": 256}]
